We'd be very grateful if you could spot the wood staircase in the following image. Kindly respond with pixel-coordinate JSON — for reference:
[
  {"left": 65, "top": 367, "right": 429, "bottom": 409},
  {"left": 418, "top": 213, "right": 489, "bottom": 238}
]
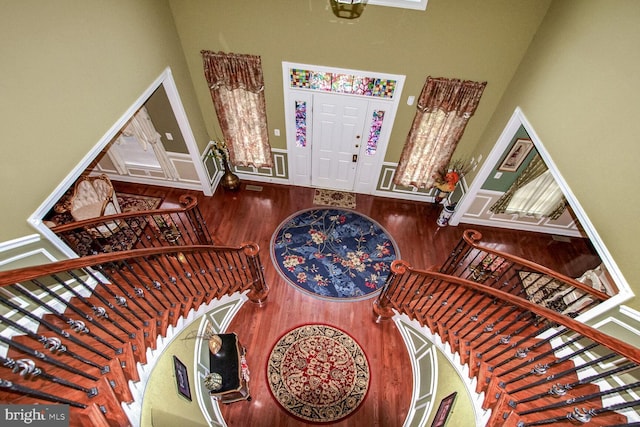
[
  {"left": 2, "top": 210, "right": 640, "bottom": 426},
  {"left": 374, "top": 230, "right": 640, "bottom": 426},
  {"left": 0, "top": 245, "right": 269, "bottom": 426}
]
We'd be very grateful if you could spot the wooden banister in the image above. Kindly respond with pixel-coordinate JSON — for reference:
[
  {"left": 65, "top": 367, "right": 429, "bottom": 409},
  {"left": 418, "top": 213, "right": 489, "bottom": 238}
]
[
  {"left": 375, "top": 251, "right": 640, "bottom": 426},
  {"left": 0, "top": 245, "right": 242, "bottom": 286},
  {"left": 460, "top": 229, "right": 610, "bottom": 301},
  {"left": 48, "top": 195, "right": 199, "bottom": 234},
  {"left": 0, "top": 243, "right": 269, "bottom": 425},
  {"left": 378, "top": 261, "right": 640, "bottom": 365},
  {"left": 47, "top": 194, "right": 214, "bottom": 256}
]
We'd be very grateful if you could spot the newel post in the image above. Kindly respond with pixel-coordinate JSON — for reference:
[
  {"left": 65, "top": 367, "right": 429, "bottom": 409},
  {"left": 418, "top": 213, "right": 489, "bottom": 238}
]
[
  {"left": 180, "top": 195, "right": 214, "bottom": 245},
  {"left": 373, "top": 259, "right": 409, "bottom": 322},
  {"left": 242, "top": 242, "right": 269, "bottom": 305}
]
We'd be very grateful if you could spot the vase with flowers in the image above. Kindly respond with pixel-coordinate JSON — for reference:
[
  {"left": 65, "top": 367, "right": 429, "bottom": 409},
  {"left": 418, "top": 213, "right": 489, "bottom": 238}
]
[
  {"left": 209, "top": 140, "right": 240, "bottom": 191},
  {"left": 433, "top": 158, "right": 471, "bottom": 204}
]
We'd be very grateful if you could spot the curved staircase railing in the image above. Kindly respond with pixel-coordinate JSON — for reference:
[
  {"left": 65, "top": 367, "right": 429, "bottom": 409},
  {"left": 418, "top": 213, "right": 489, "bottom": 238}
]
[
  {"left": 439, "top": 230, "right": 613, "bottom": 318},
  {"left": 47, "top": 195, "right": 214, "bottom": 256},
  {"left": 374, "top": 245, "right": 640, "bottom": 426},
  {"left": 0, "top": 244, "right": 268, "bottom": 426},
  {"left": 2, "top": 224, "right": 638, "bottom": 426}
]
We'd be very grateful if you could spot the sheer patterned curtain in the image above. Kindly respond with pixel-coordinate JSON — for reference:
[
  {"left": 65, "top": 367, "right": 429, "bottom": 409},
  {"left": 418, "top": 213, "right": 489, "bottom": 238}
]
[
  {"left": 201, "top": 50, "right": 272, "bottom": 168},
  {"left": 394, "top": 77, "right": 486, "bottom": 189},
  {"left": 121, "top": 106, "right": 180, "bottom": 180},
  {"left": 490, "top": 154, "right": 567, "bottom": 219}
]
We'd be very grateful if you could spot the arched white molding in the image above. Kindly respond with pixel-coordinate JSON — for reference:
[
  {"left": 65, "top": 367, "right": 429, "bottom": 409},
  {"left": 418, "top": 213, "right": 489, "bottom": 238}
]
[
  {"left": 450, "top": 107, "right": 633, "bottom": 322},
  {"left": 28, "top": 67, "right": 211, "bottom": 258}
]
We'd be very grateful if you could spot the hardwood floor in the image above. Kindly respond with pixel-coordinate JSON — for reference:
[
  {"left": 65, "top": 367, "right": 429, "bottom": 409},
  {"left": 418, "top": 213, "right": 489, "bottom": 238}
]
[{"left": 114, "top": 180, "right": 601, "bottom": 426}]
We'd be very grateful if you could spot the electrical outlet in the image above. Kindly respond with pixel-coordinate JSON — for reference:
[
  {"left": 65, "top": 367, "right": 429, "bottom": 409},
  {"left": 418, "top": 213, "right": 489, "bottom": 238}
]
[
  {"left": 494, "top": 172, "right": 503, "bottom": 179},
  {"left": 165, "top": 133, "right": 173, "bottom": 141},
  {"left": 274, "top": 129, "right": 280, "bottom": 136}
]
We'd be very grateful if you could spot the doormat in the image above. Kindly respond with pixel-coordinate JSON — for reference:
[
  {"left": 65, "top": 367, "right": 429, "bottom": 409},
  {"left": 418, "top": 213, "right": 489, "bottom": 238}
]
[{"left": 313, "top": 188, "right": 356, "bottom": 209}]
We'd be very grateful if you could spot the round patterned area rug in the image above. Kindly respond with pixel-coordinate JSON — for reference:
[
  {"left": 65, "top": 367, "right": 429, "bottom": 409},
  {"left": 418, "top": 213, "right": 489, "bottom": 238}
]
[
  {"left": 267, "top": 324, "right": 370, "bottom": 423},
  {"left": 270, "top": 208, "right": 398, "bottom": 301}
]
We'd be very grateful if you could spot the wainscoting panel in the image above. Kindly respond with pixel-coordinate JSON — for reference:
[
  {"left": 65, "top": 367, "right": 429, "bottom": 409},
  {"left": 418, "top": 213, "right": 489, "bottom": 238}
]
[
  {"left": 170, "top": 153, "right": 201, "bottom": 183},
  {"left": 458, "top": 189, "right": 584, "bottom": 237}
]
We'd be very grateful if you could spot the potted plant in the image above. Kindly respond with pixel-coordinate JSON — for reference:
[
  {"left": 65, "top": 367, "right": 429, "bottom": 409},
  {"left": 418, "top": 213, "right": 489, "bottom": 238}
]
[{"left": 433, "top": 158, "right": 471, "bottom": 204}]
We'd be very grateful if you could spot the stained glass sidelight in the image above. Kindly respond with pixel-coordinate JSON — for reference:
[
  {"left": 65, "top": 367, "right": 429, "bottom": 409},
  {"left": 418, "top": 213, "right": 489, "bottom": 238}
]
[
  {"left": 295, "top": 100, "right": 307, "bottom": 147},
  {"left": 367, "top": 110, "right": 385, "bottom": 155}
]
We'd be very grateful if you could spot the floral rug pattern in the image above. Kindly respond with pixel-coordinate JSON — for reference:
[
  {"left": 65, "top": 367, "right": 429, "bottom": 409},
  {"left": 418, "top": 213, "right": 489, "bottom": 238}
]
[
  {"left": 267, "top": 324, "right": 369, "bottom": 423},
  {"left": 271, "top": 208, "right": 398, "bottom": 301}
]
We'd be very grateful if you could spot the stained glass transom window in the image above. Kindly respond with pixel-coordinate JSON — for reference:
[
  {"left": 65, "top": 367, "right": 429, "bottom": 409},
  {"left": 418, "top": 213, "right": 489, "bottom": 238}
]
[{"left": 290, "top": 69, "right": 397, "bottom": 99}]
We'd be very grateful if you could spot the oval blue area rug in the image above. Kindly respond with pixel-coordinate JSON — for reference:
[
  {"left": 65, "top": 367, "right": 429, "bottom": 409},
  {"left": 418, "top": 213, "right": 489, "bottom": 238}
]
[{"left": 270, "top": 208, "right": 399, "bottom": 301}]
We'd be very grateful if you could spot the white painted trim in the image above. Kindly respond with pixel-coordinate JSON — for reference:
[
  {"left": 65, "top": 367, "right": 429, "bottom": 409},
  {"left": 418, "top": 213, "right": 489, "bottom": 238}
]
[
  {"left": 369, "top": 0, "right": 428, "bottom": 11},
  {"left": 98, "top": 173, "right": 204, "bottom": 191},
  {"left": 0, "top": 248, "right": 58, "bottom": 269},
  {"left": 372, "top": 163, "right": 433, "bottom": 202},
  {"left": 394, "top": 314, "right": 488, "bottom": 427},
  {"left": 281, "top": 61, "right": 405, "bottom": 194},
  {"left": 0, "top": 234, "right": 41, "bottom": 253},
  {"left": 450, "top": 107, "right": 633, "bottom": 321},
  {"left": 394, "top": 315, "right": 436, "bottom": 427},
  {"left": 459, "top": 189, "right": 584, "bottom": 237},
  {"left": 460, "top": 216, "right": 584, "bottom": 237},
  {"left": 203, "top": 145, "right": 290, "bottom": 190},
  {"left": 27, "top": 68, "right": 209, "bottom": 257},
  {"left": 619, "top": 305, "right": 640, "bottom": 324},
  {"left": 161, "top": 69, "right": 212, "bottom": 197}
]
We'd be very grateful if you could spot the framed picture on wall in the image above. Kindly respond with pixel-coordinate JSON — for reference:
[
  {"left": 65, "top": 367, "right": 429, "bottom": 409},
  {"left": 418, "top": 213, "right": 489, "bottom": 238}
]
[
  {"left": 498, "top": 138, "right": 534, "bottom": 172},
  {"left": 173, "top": 356, "right": 192, "bottom": 401},
  {"left": 431, "top": 392, "right": 457, "bottom": 427}
]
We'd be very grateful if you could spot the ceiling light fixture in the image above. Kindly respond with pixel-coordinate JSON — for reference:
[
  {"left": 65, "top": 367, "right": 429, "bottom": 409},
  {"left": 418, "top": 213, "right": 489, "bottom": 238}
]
[{"left": 330, "top": 0, "right": 367, "bottom": 19}]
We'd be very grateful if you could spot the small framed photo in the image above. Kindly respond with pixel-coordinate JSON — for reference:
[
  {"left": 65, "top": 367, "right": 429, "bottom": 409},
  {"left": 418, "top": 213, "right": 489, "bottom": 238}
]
[
  {"left": 498, "top": 138, "right": 534, "bottom": 172},
  {"left": 173, "top": 356, "right": 192, "bottom": 401},
  {"left": 431, "top": 392, "right": 457, "bottom": 427}
]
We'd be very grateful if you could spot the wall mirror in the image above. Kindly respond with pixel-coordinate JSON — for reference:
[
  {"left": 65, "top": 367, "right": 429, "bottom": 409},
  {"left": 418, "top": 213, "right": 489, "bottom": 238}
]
[
  {"left": 29, "top": 68, "right": 210, "bottom": 259},
  {"left": 452, "top": 107, "right": 631, "bottom": 319}
]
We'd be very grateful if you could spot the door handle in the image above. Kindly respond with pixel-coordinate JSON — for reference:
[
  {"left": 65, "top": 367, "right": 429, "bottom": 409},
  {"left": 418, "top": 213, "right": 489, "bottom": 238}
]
[{"left": 352, "top": 154, "right": 358, "bottom": 163}]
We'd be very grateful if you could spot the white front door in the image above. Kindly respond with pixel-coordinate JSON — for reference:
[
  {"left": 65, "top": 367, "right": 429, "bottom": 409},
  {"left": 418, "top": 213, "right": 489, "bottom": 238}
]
[{"left": 311, "top": 94, "right": 368, "bottom": 191}]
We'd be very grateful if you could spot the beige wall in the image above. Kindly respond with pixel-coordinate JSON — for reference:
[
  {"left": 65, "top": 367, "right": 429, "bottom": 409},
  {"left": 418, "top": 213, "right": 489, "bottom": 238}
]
[
  {"left": 471, "top": 0, "right": 640, "bottom": 310},
  {"left": 0, "top": 0, "right": 550, "bottom": 240},
  {"left": 168, "top": 0, "right": 550, "bottom": 161},
  {"left": 0, "top": 0, "right": 208, "bottom": 242},
  {"left": 3, "top": 0, "right": 637, "bottom": 312}
]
